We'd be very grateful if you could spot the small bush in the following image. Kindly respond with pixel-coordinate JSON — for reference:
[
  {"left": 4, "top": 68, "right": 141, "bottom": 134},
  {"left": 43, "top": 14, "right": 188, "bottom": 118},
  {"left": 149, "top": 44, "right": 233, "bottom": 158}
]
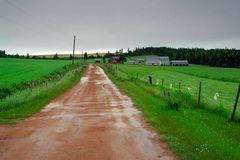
[
  {"left": 0, "top": 87, "right": 11, "bottom": 100},
  {"left": 167, "top": 99, "right": 181, "bottom": 110}
]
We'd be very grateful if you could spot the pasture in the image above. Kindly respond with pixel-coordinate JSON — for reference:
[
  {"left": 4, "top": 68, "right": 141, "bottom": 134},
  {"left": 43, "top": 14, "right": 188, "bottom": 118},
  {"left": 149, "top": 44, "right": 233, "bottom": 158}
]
[
  {"left": 114, "top": 64, "right": 240, "bottom": 116},
  {"left": 0, "top": 58, "right": 85, "bottom": 124},
  {"left": 102, "top": 64, "right": 240, "bottom": 160},
  {"left": 0, "top": 58, "right": 75, "bottom": 87}
]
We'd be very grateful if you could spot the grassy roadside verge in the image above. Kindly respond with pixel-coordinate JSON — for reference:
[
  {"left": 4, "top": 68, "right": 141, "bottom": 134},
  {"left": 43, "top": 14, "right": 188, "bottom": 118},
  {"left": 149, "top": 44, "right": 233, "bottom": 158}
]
[
  {"left": 0, "top": 64, "right": 87, "bottom": 125},
  {"left": 101, "top": 66, "right": 240, "bottom": 160}
]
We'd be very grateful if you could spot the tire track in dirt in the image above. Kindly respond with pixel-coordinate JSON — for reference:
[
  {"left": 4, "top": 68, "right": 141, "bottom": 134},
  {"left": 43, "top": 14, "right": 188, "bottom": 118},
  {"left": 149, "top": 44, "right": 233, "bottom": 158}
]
[{"left": 0, "top": 65, "right": 178, "bottom": 160}]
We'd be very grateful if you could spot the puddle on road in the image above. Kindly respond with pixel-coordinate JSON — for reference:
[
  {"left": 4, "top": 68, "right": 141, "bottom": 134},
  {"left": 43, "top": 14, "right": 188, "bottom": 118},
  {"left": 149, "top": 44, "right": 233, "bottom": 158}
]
[
  {"left": 80, "top": 77, "right": 89, "bottom": 84},
  {"left": 42, "top": 102, "right": 61, "bottom": 112}
]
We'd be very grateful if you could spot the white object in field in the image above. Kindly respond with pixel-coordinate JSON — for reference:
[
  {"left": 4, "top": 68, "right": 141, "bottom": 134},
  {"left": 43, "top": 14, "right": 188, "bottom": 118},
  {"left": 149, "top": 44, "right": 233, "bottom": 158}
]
[
  {"left": 188, "top": 87, "right": 191, "bottom": 91},
  {"left": 214, "top": 93, "right": 220, "bottom": 100},
  {"left": 156, "top": 80, "right": 159, "bottom": 85},
  {"left": 170, "top": 84, "right": 172, "bottom": 89}
]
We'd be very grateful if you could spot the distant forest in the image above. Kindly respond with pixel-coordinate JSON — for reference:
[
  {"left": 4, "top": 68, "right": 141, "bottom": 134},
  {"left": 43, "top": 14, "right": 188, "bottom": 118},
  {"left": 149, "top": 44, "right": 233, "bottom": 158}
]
[
  {"left": 127, "top": 47, "right": 240, "bottom": 68},
  {"left": 1, "top": 47, "right": 240, "bottom": 68}
]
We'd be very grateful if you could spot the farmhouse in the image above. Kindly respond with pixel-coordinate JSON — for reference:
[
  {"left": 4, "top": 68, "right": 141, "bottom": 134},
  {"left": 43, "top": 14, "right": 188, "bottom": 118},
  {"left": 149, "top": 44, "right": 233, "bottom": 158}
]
[
  {"left": 171, "top": 60, "right": 189, "bottom": 66},
  {"left": 146, "top": 56, "right": 170, "bottom": 66},
  {"left": 108, "top": 56, "right": 121, "bottom": 64}
]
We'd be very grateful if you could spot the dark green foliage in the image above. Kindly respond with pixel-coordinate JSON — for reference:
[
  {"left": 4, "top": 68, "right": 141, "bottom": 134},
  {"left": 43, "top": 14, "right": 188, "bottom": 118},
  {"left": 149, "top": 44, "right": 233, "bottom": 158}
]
[
  {"left": 84, "top": 52, "right": 88, "bottom": 59},
  {"left": 0, "top": 87, "right": 11, "bottom": 100},
  {"left": 53, "top": 53, "right": 59, "bottom": 60},
  {"left": 168, "top": 99, "right": 181, "bottom": 110},
  {"left": 96, "top": 52, "right": 101, "bottom": 58},
  {"left": 104, "top": 51, "right": 115, "bottom": 58},
  {"left": 0, "top": 50, "right": 6, "bottom": 57},
  {"left": 102, "top": 57, "right": 106, "bottom": 63},
  {"left": 119, "top": 54, "right": 127, "bottom": 63},
  {"left": 69, "top": 54, "right": 73, "bottom": 60}
]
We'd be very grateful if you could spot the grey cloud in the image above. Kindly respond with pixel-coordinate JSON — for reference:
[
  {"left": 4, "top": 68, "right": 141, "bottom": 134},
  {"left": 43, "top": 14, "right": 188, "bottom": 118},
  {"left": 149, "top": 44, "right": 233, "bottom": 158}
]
[{"left": 0, "top": 0, "right": 240, "bottom": 54}]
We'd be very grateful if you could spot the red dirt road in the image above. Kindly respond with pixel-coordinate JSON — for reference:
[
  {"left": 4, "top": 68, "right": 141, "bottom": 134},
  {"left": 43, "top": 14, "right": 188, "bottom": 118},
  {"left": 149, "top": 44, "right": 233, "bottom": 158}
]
[{"left": 0, "top": 65, "right": 177, "bottom": 160}]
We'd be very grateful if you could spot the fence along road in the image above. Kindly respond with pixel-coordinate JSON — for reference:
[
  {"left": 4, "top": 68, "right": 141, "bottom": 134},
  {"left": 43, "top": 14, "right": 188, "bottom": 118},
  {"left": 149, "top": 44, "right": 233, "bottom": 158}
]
[{"left": 0, "top": 65, "right": 177, "bottom": 160}]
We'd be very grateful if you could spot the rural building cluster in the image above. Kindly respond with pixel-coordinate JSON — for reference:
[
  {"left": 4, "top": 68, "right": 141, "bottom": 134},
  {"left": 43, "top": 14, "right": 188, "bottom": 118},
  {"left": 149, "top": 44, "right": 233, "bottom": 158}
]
[{"left": 127, "top": 56, "right": 189, "bottom": 66}]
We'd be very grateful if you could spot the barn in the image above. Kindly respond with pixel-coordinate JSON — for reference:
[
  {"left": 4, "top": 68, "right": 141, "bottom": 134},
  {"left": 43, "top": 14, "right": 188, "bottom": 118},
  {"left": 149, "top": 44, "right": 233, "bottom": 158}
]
[
  {"left": 146, "top": 56, "right": 170, "bottom": 66},
  {"left": 171, "top": 60, "right": 189, "bottom": 66}
]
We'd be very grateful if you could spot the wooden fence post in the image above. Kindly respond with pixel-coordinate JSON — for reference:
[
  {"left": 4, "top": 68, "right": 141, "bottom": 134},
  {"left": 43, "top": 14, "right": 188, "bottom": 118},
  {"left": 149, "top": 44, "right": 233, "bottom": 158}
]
[
  {"left": 198, "top": 82, "right": 202, "bottom": 105},
  {"left": 230, "top": 83, "right": 240, "bottom": 121},
  {"left": 149, "top": 76, "right": 152, "bottom": 84}
]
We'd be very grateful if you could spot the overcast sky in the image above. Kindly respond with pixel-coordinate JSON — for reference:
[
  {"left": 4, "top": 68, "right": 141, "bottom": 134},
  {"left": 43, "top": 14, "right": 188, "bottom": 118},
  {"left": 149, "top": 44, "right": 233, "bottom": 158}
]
[{"left": 1, "top": 0, "right": 240, "bottom": 55}]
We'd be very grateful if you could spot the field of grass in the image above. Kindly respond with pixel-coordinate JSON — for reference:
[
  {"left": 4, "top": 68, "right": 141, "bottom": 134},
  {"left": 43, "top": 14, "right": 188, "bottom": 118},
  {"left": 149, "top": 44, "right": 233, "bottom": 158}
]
[
  {"left": 114, "top": 64, "right": 240, "bottom": 116},
  {"left": 0, "top": 58, "right": 86, "bottom": 125},
  {"left": 126, "top": 56, "right": 240, "bottom": 82},
  {"left": 0, "top": 58, "right": 77, "bottom": 87},
  {"left": 102, "top": 65, "right": 240, "bottom": 160},
  {"left": 163, "top": 64, "right": 240, "bottom": 83}
]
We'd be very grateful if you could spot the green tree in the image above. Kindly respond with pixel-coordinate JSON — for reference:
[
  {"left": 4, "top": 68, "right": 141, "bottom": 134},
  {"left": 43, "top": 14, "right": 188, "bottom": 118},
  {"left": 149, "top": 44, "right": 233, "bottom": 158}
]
[
  {"left": 84, "top": 52, "right": 88, "bottom": 60},
  {"left": 53, "top": 53, "right": 59, "bottom": 60},
  {"left": 69, "top": 54, "right": 73, "bottom": 60},
  {"left": 102, "top": 56, "right": 106, "bottom": 63},
  {"left": 119, "top": 54, "right": 126, "bottom": 63}
]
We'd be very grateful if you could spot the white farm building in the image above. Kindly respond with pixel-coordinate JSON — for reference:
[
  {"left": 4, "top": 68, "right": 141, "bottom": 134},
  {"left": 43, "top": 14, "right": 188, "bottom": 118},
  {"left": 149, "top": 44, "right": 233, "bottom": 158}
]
[
  {"left": 146, "top": 56, "right": 170, "bottom": 66},
  {"left": 171, "top": 60, "right": 189, "bottom": 66}
]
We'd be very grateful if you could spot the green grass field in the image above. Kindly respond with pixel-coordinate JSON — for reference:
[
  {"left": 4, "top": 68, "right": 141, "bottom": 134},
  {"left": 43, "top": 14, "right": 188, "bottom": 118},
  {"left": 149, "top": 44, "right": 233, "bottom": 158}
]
[
  {"left": 102, "top": 65, "right": 240, "bottom": 160},
  {"left": 0, "top": 58, "right": 86, "bottom": 125},
  {"left": 126, "top": 56, "right": 240, "bottom": 82},
  {"left": 114, "top": 64, "right": 240, "bottom": 116},
  {"left": 0, "top": 58, "right": 76, "bottom": 87}
]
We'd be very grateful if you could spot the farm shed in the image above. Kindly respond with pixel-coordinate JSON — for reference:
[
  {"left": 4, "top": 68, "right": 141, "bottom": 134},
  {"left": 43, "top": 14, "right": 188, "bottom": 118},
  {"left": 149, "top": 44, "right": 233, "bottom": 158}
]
[
  {"left": 129, "top": 59, "right": 145, "bottom": 64},
  {"left": 171, "top": 60, "right": 189, "bottom": 66},
  {"left": 146, "top": 56, "right": 170, "bottom": 66},
  {"left": 135, "top": 59, "right": 145, "bottom": 64},
  {"left": 160, "top": 56, "right": 170, "bottom": 66},
  {"left": 108, "top": 56, "right": 121, "bottom": 64},
  {"left": 128, "top": 60, "right": 135, "bottom": 64}
]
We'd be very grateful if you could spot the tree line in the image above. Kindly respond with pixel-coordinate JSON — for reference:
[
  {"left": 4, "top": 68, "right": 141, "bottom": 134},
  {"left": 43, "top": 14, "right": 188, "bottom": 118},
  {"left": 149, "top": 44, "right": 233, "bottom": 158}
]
[
  {"left": 126, "top": 47, "right": 240, "bottom": 68},
  {"left": 1, "top": 47, "right": 240, "bottom": 68},
  {"left": 0, "top": 50, "right": 75, "bottom": 60}
]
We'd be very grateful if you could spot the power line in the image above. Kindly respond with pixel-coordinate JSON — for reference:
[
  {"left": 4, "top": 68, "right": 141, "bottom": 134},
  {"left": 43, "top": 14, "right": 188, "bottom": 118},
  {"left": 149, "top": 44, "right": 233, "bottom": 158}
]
[{"left": 5, "top": 0, "right": 30, "bottom": 16}]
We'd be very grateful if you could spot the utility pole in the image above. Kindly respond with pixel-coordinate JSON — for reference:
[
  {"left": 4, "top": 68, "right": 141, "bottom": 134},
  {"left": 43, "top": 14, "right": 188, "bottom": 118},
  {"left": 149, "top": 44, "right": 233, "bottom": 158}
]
[{"left": 72, "top": 35, "right": 76, "bottom": 64}]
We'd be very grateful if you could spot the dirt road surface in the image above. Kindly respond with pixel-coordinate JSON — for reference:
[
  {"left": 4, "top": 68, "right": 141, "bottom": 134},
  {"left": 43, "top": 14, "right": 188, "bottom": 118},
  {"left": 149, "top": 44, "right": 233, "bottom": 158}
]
[{"left": 0, "top": 65, "right": 177, "bottom": 160}]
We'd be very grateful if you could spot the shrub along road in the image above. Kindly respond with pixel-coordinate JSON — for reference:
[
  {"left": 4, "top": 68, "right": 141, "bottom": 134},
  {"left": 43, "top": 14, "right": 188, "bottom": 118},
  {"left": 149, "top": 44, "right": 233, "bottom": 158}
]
[{"left": 0, "top": 65, "right": 177, "bottom": 160}]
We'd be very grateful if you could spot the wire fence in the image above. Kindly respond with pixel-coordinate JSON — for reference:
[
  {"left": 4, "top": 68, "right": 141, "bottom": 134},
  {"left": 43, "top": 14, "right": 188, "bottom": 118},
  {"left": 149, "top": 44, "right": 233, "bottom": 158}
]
[{"left": 104, "top": 64, "right": 240, "bottom": 121}]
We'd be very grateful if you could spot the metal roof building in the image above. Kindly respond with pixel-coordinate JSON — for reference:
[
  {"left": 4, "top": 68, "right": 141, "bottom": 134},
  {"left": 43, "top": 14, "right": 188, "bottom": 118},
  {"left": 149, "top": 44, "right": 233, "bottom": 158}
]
[
  {"left": 171, "top": 60, "right": 189, "bottom": 66},
  {"left": 146, "top": 56, "right": 170, "bottom": 66}
]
